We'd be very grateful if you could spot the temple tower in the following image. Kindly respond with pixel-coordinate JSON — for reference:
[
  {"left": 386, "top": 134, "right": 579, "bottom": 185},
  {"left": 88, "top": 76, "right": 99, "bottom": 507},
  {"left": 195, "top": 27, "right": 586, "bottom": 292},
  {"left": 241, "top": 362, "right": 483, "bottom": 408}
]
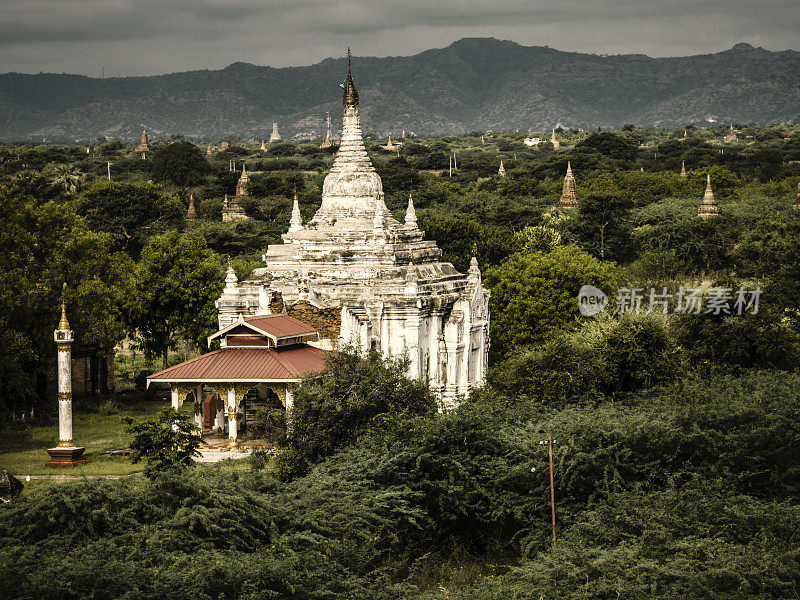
[
  {"left": 215, "top": 49, "right": 490, "bottom": 407},
  {"left": 724, "top": 124, "right": 737, "bottom": 143},
  {"left": 697, "top": 174, "right": 721, "bottom": 219},
  {"left": 680, "top": 161, "right": 687, "bottom": 178},
  {"left": 222, "top": 166, "right": 250, "bottom": 221},
  {"left": 498, "top": 160, "right": 506, "bottom": 177},
  {"left": 320, "top": 111, "right": 333, "bottom": 148},
  {"left": 269, "top": 122, "right": 281, "bottom": 143},
  {"left": 46, "top": 288, "right": 86, "bottom": 467},
  {"left": 136, "top": 128, "right": 151, "bottom": 153},
  {"left": 206, "top": 145, "right": 213, "bottom": 158},
  {"left": 186, "top": 194, "right": 197, "bottom": 221},
  {"left": 558, "top": 162, "right": 578, "bottom": 207},
  {"left": 383, "top": 135, "right": 397, "bottom": 151},
  {"left": 260, "top": 140, "right": 268, "bottom": 152},
  {"left": 551, "top": 128, "right": 560, "bottom": 150}
]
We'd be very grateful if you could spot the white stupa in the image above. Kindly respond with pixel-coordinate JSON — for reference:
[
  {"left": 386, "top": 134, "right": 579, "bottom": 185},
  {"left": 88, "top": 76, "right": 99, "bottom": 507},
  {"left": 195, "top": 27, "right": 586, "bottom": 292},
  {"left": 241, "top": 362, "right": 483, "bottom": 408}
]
[{"left": 216, "top": 50, "right": 490, "bottom": 407}]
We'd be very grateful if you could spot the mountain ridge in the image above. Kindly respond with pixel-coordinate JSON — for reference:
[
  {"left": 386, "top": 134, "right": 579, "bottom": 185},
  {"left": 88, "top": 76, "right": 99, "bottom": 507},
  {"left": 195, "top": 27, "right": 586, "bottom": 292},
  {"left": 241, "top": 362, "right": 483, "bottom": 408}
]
[{"left": 1, "top": 38, "right": 798, "bottom": 140}]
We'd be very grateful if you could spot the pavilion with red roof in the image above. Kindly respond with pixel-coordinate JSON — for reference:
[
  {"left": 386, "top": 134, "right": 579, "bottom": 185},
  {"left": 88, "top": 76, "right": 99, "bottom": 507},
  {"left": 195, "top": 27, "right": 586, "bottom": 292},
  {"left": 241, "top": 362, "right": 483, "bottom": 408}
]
[{"left": 147, "top": 313, "right": 328, "bottom": 446}]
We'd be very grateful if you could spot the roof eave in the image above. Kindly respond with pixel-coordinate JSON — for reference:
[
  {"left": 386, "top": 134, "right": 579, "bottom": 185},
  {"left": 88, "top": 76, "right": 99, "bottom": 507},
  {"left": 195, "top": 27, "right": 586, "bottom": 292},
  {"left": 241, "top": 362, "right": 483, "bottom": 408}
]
[{"left": 146, "top": 377, "right": 303, "bottom": 385}]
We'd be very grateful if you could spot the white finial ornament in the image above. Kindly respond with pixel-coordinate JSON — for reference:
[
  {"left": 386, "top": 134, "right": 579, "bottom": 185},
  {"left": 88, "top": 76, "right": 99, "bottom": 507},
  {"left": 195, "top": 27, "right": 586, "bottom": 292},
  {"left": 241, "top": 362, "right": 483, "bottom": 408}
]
[
  {"left": 289, "top": 191, "right": 303, "bottom": 233},
  {"left": 224, "top": 257, "right": 238, "bottom": 291},
  {"left": 405, "top": 192, "right": 417, "bottom": 228}
]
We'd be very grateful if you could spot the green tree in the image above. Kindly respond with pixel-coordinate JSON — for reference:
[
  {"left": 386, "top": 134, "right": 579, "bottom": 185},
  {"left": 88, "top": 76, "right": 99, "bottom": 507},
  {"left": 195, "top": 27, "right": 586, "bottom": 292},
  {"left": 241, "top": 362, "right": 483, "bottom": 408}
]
[
  {"left": 124, "top": 408, "right": 202, "bottom": 478},
  {"left": 577, "top": 132, "right": 638, "bottom": 160},
  {"left": 77, "top": 181, "right": 184, "bottom": 255},
  {"left": 484, "top": 245, "right": 619, "bottom": 358},
  {"left": 127, "top": 231, "right": 224, "bottom": 369},
  {"left": 50, "top": 164, "right": 83, "bottom": 194},
  {"left": 149, "top": 141, "right": 210, "bottom": 187},
  {"left": 0, "top": 181, "right": 134, "bottom": 411},
  {"left": 277, "top": 349, "right": 437, "bottom": 480},
  {"left": 569, "top": 173, "right": 633, "bottom": 261}
]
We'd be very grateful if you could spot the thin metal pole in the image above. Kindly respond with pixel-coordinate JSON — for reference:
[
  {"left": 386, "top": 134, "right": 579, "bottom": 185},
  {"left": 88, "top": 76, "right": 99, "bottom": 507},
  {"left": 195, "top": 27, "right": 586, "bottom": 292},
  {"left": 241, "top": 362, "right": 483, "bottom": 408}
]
[{"left": 548, "top": 435, "right": 556, "bottom": 549}]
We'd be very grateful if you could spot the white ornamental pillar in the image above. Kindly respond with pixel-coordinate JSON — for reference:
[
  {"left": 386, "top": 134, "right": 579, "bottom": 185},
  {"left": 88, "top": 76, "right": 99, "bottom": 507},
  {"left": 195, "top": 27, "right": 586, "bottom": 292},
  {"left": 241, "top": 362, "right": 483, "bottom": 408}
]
[
  {"left": 55, "top": 304, "right": 74, "bottom": 446},
  {"left": 46, "top": 294, "right": 86, "bottom": 467}
]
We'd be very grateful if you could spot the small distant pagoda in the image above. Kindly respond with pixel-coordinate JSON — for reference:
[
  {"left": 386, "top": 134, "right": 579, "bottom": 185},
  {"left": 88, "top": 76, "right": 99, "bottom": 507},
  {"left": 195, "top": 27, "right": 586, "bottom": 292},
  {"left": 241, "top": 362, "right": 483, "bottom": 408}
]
[
  {"left": 724, "top": 124, "right": 738, "bottom": 143},
  {"left": 260, "top": 140, "right": 268, "bottom": 152},
  {"left": 222, "top": 166, "right": 250, "bottom": 221},
  {"left": 680, "top": 161, "right": 687, "bottom": 178},
  {"left": 206, "top": 145, "right": 213, "bottom": 158},
  {"left": 382, "top": 135, "right": 397, "bottom": 151},
  {"left": 269, "top": 122, "right": 281, "bottom": 143},
  {"left": 498, "top": 160, "right": 506, "bottom": 177},
  {"left": 551, "top": 128, "right": 560, "bottom": 150},
  {"left": 136, "top": 128, "right": 151, "bottom": 153},
  {"left": 320, "top": 111, "right": 333, "bottom": 148},
  {"left": 557, "top": 162, "right": 578, "bottom": 207},
  {"left": 793, "top": 181, "right": 800, "bottom": 211},
  {"left": 697, "top": 174, "right": 721, "bottom": 219},
  {"left": 186, "top": 194, "right": 198, "bottom": 221}
]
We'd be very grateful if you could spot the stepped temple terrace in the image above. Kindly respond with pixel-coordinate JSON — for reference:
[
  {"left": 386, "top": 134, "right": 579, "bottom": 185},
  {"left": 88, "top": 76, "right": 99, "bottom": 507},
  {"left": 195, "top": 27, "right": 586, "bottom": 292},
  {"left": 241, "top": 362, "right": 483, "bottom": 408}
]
[{"left": 215, "top": 51, "right": 490, "bottom": 407}]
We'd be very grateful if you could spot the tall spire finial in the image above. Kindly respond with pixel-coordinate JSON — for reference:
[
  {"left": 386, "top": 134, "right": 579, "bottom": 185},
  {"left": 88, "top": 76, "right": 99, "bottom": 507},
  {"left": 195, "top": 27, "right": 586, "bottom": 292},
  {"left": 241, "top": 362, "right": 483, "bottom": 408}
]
[
  {"left": 343, "top": 47, "right": 359, "bottom": 107},
  {"left": 58, "top": 282, "right": 70, "bottom": 330}
]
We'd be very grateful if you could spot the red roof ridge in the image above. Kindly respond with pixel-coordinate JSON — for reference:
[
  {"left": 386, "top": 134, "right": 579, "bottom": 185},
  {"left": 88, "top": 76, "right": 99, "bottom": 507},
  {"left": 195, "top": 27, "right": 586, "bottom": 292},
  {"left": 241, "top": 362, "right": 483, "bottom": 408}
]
[{"left": 150, "top": 349, "right": 225, "bottom": 379}]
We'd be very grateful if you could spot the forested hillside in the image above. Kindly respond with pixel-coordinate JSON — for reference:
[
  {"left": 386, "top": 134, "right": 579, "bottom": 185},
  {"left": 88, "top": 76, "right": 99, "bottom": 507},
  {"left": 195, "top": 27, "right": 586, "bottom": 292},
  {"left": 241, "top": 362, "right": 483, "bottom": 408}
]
[{"left": 1, "top": 38, "right": 800, "bottom": 140}]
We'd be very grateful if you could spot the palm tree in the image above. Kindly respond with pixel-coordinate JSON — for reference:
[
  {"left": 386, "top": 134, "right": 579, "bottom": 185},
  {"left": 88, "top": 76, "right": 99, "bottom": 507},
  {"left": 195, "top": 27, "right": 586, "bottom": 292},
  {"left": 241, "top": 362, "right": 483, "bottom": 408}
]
[{"left": 52, "top": 164, "right": 83, "bottom": 194}]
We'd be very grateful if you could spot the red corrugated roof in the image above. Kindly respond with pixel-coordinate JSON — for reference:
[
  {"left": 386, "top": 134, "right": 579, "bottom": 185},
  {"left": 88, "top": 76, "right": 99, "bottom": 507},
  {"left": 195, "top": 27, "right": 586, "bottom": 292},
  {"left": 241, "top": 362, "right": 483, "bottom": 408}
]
[
  {"left": 244, "top": 314, "right": 318, "bottom": 339},
  {"left": 148, "top": 345, "right": 328, "bottom": 383}
]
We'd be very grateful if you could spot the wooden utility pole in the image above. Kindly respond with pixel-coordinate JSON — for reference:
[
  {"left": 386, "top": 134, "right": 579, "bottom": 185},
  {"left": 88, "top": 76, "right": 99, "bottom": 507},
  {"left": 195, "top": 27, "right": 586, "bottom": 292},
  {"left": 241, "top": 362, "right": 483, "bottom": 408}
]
[{"left": 548, "top": 435, "right": 556, "bottom": 549}]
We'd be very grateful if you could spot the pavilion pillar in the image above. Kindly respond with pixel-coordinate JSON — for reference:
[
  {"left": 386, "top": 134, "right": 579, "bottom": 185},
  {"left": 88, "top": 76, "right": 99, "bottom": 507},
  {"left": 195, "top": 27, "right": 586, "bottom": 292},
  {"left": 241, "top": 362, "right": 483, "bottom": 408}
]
[
  {"left": 171, "top": 386, "right": 179, "bottom": 410},
  {"left": 214, "top": 393, "right": 225, "bottom": 433},
  {"left": 227, "top": 386, "right": 238, "bottom": 447},
  {"left": 284, "top": 387, "right": 294, "bottom": 412},
  {"left": 194, "top": 384, "right": 203, "bottom": 433}
]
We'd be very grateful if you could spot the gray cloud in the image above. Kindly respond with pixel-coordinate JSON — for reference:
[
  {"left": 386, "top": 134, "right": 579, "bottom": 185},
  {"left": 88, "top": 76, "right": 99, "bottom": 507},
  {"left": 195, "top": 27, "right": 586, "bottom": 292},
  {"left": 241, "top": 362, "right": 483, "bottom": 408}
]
[{"left": 1, "top": 0, "right": 798, "bottom": 76}]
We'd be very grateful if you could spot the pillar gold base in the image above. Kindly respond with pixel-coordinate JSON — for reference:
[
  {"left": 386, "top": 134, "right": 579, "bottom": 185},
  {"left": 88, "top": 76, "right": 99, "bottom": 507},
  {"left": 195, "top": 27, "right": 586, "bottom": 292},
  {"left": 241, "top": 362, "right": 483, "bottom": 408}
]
[{"left": 46, "top": 446, "right": 86, "bottom": 467}]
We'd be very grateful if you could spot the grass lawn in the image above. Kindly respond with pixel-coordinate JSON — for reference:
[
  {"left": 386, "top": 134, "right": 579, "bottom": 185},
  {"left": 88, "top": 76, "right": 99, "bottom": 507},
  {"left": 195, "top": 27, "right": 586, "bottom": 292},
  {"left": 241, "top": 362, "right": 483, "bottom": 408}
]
[{"left": 0, "top": 397, "right": 173, "bottom": 477}]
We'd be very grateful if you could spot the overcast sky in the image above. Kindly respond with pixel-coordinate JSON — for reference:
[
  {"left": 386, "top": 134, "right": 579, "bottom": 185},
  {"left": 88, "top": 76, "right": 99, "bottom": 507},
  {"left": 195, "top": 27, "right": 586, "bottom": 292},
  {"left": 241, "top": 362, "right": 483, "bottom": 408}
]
[{"left": 2, "top": 0, "right": 799, "bottom": 77}]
